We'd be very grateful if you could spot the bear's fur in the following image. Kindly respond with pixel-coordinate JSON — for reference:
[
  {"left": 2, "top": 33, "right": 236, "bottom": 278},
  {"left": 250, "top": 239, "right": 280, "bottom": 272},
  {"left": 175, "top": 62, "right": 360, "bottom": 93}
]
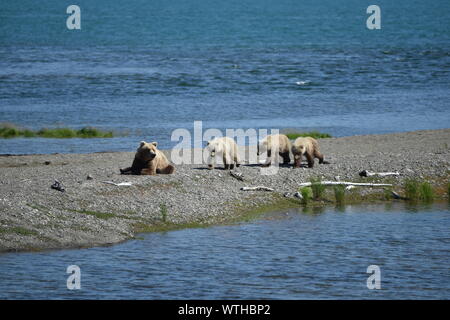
[
  {"left": 120, "top": 141, "right": 175, "bottom": 175},
  {"left": 257, "top": 134, "right": 292, "bottom": 167},
  {"left": 206, "top": 137, "right": 240, "bottom": 170},
  {"left": 291, "top": 137, "right": 324, "bottom": 168}
]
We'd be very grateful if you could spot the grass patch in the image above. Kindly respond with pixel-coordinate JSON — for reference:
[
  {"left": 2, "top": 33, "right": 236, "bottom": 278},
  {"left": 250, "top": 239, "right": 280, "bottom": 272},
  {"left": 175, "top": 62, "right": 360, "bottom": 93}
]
[
  {"left": 74, "top": 210, "right": 117, "bottom": 220},
  {"left": 333, "top": 185, "right": 346, "bottom": 205},
  {"left": 299, "top": 187, "right": 313, "bottom": 205},
  {"left": 310, "top": 176, "right": 326, "bottom": 200},
  {"left": 285, "top": 131, "right": 332, "bottom": 140},
  {"left": 383, "top": 187, "right": 393, "bottom": 200},
  {"left": 404, "top": 179, "right": 420, "bottom": 201},
  {"left": 404, "top": 179, "right": 435, "bottom": 203},
  {"left": 419, "top": 182, "right": 435, "bottom": 203},
  {"left": 159, "top": 203, "right": 168, "bottom": 223},
  {"left": 448, "top": 182, "right": 450, "bottom": 201},
  {"left": 133, "top": 220, "right": 208, "bottom": 234},
  {"left": 0, "top": 123, "right": 113, "bottom": 139},
  {"left": 0, "top": 226, "right": 38, "bottom": 236}
]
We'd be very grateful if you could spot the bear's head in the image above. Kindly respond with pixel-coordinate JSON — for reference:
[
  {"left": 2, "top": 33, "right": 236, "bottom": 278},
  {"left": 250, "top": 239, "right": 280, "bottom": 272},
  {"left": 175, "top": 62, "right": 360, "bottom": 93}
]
[
  {"left": 293, "top": 138, "right": 307, "bottom": 155},
  {"left": 137, "top": 141, "right": 158, "bottom": 161}
]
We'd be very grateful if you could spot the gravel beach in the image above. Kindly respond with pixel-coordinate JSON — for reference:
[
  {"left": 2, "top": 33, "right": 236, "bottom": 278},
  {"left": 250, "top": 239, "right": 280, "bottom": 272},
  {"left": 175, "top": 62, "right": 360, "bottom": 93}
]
[{"left": 1, "top": 129, "right": 449, "bottom": 253}]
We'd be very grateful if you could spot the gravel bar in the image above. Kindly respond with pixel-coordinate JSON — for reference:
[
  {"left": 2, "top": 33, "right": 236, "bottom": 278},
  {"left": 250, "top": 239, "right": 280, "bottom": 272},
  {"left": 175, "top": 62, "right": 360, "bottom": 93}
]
[{"left": 1, "top": 129, "right": 449, "bottom": 252}]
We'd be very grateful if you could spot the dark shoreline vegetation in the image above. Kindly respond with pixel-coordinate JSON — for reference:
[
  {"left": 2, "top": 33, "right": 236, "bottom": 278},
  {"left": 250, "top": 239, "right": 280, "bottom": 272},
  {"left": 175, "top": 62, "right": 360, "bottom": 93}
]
[
  {"left": 285, "top": 131, "right": 332, "bottom": 140},
  {"left": 0, "top": 123, "right": 113, "bottom": 139}
]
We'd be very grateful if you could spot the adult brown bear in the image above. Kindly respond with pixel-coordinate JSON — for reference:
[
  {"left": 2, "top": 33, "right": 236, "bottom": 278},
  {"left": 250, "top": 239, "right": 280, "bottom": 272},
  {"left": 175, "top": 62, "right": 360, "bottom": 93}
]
[{"left": 120, "top": 141, "right": 175, "bottom": 175}]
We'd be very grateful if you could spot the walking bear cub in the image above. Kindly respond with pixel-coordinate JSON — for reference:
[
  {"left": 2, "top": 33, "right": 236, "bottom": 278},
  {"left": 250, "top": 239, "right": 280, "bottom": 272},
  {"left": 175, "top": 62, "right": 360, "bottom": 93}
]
[
  {"left": 257, "top": 134, "right": 291, "bottom": 167},
  {"left": 291, "top": 137, "right": 324, "bottom": 168},
  {"left": 120, "top": 141, "right": 175, "bottom": 175},
  {"left": 205, "top": 137, "right": 240, "bottom": 170}
]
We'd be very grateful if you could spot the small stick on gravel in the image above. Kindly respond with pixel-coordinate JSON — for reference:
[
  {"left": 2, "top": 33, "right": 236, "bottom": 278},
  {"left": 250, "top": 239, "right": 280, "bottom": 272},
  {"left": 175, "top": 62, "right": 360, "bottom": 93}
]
[
  {"left": 229, "top": 171, "right": 244, "bottom": 181},
  {"left": 359, "top": 170, "right": 400, "bottom": 177},
  {"left": 240, "top": 186, "right": 274, "bottom": 192}
]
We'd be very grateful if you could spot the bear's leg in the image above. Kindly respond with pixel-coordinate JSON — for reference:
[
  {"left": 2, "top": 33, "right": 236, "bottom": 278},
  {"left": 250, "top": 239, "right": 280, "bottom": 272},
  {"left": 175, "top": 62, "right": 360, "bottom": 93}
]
[
  {"left": 157, "top": 165, "right": 175, "bottom": 174},
  {"left": 314, "top": 150, "right": 324, "bottom": 164},
  {"left": 234, "top": 154, "right": 240, "bottom": 168},
  {"left": 207, "top": 154, "right": 215, "bottom": 170},
  {"left": 280, "top": 151, "right": 290, "bottom": 164},
  {"left": 233, "top": 144, "right": 240, "bottom": 167},
  {"left": 293, "top": 154, "right": 302, "bottom": 168},
  {"left": 306, "top": 152, "right": 315, "bottom": 168},
  {"left": 120, "top": 167, "right": 133, "bottom": 175},
  {"left": 223, "top": 154, "right": 230, "bottom": 170}
]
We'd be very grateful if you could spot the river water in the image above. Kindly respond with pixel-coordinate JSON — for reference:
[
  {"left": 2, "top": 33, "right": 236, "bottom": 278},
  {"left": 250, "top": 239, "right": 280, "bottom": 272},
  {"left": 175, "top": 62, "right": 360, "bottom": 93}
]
[
  {"left": 1, "top": 0, "right": 450, "bottom": 154},
  {"left": 0, "top": 202, "right": 449, "bottom": 299}
]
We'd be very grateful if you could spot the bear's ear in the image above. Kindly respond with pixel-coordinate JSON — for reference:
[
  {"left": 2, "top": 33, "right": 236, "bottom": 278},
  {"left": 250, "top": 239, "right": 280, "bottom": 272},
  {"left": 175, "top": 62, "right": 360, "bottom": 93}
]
[
  {"left": 139, "top": 141, "right": 146, "bottom": 147},
  {"left": 151, "top": 141, "right": 158, "bottom": 147}
]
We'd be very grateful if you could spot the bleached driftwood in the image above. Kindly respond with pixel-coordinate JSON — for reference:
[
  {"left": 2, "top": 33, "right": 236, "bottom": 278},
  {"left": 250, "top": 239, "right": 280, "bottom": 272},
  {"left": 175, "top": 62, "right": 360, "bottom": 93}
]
[
  {"left": 298, "top": 181, "right": 392, "bottom": 188},
  {"left": 359, "top": 170, "right": 400, "bottom": 177},
  {"left": 102, "top": 181, "right": 133, "bottom": 186},
  {"left": 240, "top": 186, "right": 274, "bottom": 192}
]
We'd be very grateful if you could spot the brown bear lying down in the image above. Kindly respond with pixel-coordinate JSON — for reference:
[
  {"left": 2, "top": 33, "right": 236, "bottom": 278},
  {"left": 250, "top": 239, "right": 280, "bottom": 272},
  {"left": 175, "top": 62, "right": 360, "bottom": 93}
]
[{"left": 120, "top": 141, "right": 175, "bottom": 175}]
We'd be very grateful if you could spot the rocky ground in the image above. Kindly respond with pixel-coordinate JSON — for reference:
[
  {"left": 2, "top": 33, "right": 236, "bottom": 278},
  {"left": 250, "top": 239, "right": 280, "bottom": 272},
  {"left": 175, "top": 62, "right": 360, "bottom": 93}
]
[{"left": 0, "top": 129, "right": 449, "bottom": 252}]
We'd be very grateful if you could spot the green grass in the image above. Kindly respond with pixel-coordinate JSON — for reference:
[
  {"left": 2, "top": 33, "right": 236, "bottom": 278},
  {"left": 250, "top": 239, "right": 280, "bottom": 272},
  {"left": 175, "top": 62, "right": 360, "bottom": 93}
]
[
  {"left": 299, "top": 187, "right": 313, "bottom": 205},
  {"left": 333, "top": 185, "right": 346, "bottom": 205},
  {"left": 0, "top": 226, "right": 38, "bottom": 236},
  {"left": 160, "top": 203, "right": 168, "bottom": 223},
  {"left": 404, "top": 179, "right": 435, "bottom": 203},
  {"left": 419, "top": 182, "right": 434, "bottom": 203},
  {"left": 404, "top": 179, "right": 420, "bottom": 201},
  {"left": 285, "top": 131, "right": 332, "bottom": 140},
  {"left": 74, "top": 210, "right": 117, "bottom": 220},
  {"left": 448, "top": 182, "right": 450, "bottom": 201},
  {"left": 310, "top": 177, "right": 326, "bottom": 200},
  {"left": 0, "top": 123, "right": 113, "bottom": 139},
  {"left": 383, "top": 187, "right": 393, "bottom": 200}
]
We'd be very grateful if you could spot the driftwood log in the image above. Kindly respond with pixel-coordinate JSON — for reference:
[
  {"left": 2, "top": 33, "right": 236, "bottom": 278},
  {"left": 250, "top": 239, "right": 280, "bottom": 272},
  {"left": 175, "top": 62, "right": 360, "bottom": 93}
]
[
  {"left": 102, "top": 181, "right": 133, "bottom": 186},
  {"left": 298, "top": 181, "right": 393, "bottom": 188},
  {"left": 240, "top": 186, "right": 274, "bottom": 192},
  {"left": 359, "top": 170, "right": 400, "bottom": 177}
]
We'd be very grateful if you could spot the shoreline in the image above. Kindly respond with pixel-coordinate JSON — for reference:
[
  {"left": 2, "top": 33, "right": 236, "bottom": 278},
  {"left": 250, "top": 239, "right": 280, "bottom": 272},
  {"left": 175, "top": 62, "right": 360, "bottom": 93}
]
[{"left": 1, "top": 129, "right": 449, "bottom": 253}]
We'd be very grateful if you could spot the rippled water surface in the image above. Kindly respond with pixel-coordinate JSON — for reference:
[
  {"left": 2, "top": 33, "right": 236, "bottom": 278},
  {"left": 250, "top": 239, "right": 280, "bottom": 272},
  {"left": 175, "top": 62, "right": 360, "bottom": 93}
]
[
  {"left": 1, "top": 0, "right": 449, "bottom": 154},
  {"left": 1, "top": 203, "right": 449, "bottom": 299}
]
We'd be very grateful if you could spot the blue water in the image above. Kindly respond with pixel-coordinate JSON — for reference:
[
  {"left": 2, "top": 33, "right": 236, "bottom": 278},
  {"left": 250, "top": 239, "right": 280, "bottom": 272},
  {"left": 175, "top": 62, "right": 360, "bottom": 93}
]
[
  {"left": 1, "top": 0, "right": 449, "bottom": 154},
  {"left": 0, "top": 203, "right": 449, "bottom": 299}
]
